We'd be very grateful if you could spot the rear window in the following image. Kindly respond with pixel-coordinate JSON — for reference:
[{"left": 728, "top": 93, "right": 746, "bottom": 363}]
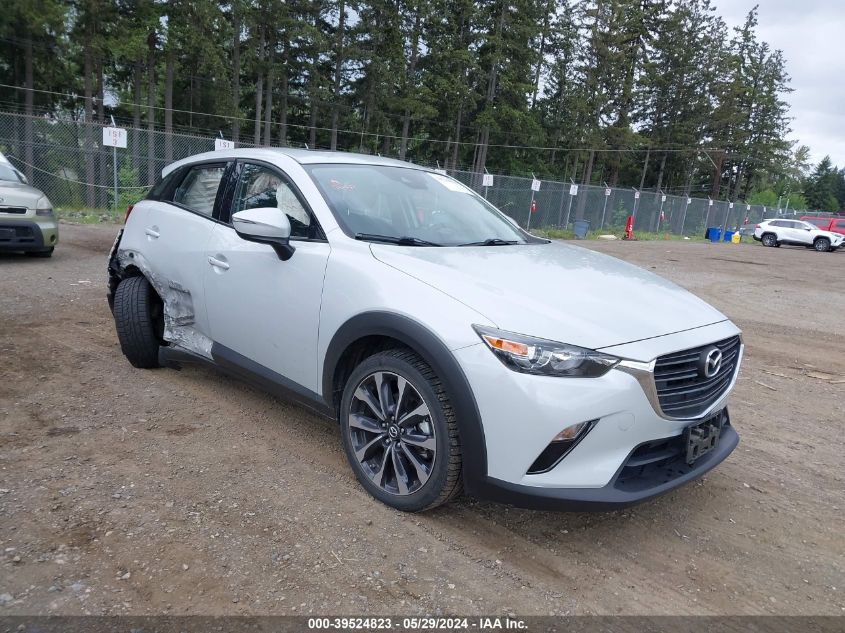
[
  {"left": 147, "top": 168, "right": 183, "bottom": 201},
  {"left": 173, "top": 164, "right": 226, "bottom": 216}
]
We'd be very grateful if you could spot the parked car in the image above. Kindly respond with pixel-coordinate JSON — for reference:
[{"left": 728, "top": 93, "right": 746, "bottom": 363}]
[
  {"left": 107, "top": 148, "right": 742, "bottom": 512},
  {"left": 0, "top": 153, "right": 59, "bottom": 257},
  {"left": 752, "top": 219, "right": 843, "bottom": 252},
  {"left": 800, "top": 215, "right": 845, "bottom": 236}
]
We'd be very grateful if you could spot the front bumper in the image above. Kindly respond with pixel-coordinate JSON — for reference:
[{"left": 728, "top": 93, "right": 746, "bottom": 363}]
[
  {"left": 473, "top": 414, "right": 738, "bottom": 511},
  {"left": 0, "top": 218, "right": 58, "bottom": 252},
  {"left": 455, "top": 320, "right": 742, "bottom": 510}
]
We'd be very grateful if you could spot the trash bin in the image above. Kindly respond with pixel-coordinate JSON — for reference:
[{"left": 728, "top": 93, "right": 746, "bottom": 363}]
[
  {"left": 707, "top": 227, "right": 722, "bottom": 242},
  {"left": 573, "top": 219, "right": 591, "bottom": 239},
  {"left": 722, "top": 230, "right": 735, "bottom": 242}
]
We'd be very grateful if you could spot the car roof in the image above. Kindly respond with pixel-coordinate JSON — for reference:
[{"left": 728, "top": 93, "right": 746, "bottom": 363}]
[{"left": 162, "top": 148, "right": 427, "bottom": 177}]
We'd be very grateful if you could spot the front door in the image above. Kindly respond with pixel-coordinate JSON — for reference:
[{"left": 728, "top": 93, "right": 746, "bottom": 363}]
[{"left": 202, "top": 161, "right": 331, "bottom": 392}]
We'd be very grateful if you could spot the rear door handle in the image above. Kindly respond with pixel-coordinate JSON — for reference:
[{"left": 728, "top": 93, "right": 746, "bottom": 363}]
[
  {"left": 207, "top": 255, "right": 230, "bottom": 271},
  {"left": 145, "top": 227, "right": 160, "bottom": 239}
]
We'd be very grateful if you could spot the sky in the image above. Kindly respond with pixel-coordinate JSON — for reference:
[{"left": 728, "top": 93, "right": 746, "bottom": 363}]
[{"left": 710, "top": 0, "right": 845, "bottom": 168}]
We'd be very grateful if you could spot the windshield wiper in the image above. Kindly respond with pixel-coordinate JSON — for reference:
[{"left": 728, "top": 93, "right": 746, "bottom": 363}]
[
  {"left": 458, "top": 238, "right": 520, "bottom": 246},
  {"left": 354, "top": 233, "right": 442, "bottom": 247}
]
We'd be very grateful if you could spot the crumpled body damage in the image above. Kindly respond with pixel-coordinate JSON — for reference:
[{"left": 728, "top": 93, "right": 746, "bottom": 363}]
[{"left": 108, "top": 245, "right": 213, "bottom": 359}]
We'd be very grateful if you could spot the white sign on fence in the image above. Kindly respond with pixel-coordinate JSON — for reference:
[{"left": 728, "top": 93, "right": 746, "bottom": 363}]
[
  {"left": 661, "top": 194, "right": 667, "bottom": 203},
  {"left": 102, "top": 127, "right": 127, "bottom": 148},
  {"left": 605, "top": 187, "right": 611, "bottom": 197},
  {"left": 634, "top": 190, "right": 640, "bottom": 200},
  {"left": 482, "top": 173, "right": 494, "bottom": 187},
  {"left": 215, "top": 138, "right": 235, "bottom": 151},
  {"left": 708, "top": 199, "right": 714, "bottom": 206},
  {"left": 687, "top": 197, "right": 692, "bottom": 204},
  {"left": 569, "top": 184, "right": 578, "bottom": 196},
  {"left": 729, "top": 202, "right": 734, "bottom": 209},
  {"left": 531, "top": 178, "right": 541, "bottom": 192}
]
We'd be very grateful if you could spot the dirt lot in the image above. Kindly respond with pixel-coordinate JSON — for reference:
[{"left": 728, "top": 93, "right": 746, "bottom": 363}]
[{"left": 0, "top": 223, "right": 843, "bottom": 616}]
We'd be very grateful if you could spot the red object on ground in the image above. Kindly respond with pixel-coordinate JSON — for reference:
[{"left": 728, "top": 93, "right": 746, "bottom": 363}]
[
  {"left": 744, "top": 216, "right": 749, "bottom": 224},
  {"left": 530, "top": 199, "right": 537, "bottom": 213},
  {"left": 800, "top": 215, "right": 845, "bottom": 236},
  {"left": 624, "top": 215, "right": 634, "bottom": 240}
]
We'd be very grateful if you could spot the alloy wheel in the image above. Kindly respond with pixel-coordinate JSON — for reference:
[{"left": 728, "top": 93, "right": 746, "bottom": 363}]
[{"left": 347, "top": 370, "right": 436, "bottom": 496}]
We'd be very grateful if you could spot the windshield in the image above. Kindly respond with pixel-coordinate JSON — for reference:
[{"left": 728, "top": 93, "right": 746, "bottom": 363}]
[
  {"left": 0, "top": 163, "right": 22, "bottom": 183},
  {"left": 305, "top": 164, "right": 531, "bottom": 246}
]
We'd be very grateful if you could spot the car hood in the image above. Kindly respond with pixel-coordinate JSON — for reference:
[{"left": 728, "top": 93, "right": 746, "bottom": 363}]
[
  {"left": 370, "top": 241, "right": 727, "bottom": 350},
  {"left": 0, "top": 180, "right": 45, "bottom": 208}
]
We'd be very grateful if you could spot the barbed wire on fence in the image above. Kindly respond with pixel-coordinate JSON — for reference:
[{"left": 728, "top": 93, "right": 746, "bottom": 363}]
[{"left": 0, "top": 110, "right": 813, "bottom": 234}]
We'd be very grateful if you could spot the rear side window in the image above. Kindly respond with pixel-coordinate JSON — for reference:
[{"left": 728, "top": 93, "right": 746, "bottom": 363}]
[
  {"left": 173, "top": 164, "right": 226, "bottom": 217},
  {"left": 836, "top": 220, "right": 845, "bottom": 229},
  {"left": 146, "top": 168, "right": 182, "bottom": 201}
]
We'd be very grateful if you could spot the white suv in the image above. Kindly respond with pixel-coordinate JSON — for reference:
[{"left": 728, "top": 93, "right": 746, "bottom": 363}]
[
  {"left": 753, "top": 219, "right": 843, "bottom": 252},
  {"left": 108, "top": 149, "right": 742, "bottom": 512}
]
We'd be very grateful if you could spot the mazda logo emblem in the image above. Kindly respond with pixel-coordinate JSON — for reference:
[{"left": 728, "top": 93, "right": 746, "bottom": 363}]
[{"left": 700, "top": 347, "right": 723, "bottom": 378}]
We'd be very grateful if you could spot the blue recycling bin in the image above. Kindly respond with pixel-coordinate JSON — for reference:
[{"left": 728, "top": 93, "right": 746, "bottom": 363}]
[
  {"left": 707, "top": 227, "right": 722, "bottom": 242},
  {"left": 723, "top": 230, "right": 735, "bottom": 242},
  {"left": 573, "top": 219, "right": 591, "bottom": 239}
]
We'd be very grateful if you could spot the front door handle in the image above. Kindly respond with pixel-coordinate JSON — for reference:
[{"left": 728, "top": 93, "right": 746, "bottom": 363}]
[
  {"left": 145, "top": 226, "right": 160, "bottom": 239},
  {"left": 207, "top": 255, "right": 230, "bottom": 271}
]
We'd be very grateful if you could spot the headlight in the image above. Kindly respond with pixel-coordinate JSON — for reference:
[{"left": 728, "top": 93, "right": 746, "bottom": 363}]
[
  {"left": 36, "top": 196, "right": 54, "bottom": 216},
  {"left": 473, "top": 325, "right": 620, "bottom": 377}
]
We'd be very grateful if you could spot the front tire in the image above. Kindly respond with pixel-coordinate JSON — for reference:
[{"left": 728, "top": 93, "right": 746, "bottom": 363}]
[
  {"left": 339, "top": 349, "right": 463, "bottom": 512},
  {"left": 761, "top": 233, "right": 777, "bottom": 247},
  {"left": 814, "top": 237, "right": 831, "bottom": 252},
  {"left": 113, "top": 276, "right": 164, "bottom": 369}
]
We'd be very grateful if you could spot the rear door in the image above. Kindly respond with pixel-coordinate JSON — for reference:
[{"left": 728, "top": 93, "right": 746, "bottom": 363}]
[{"left": 140, "top": 161, "right": 231, "bottom": 348}]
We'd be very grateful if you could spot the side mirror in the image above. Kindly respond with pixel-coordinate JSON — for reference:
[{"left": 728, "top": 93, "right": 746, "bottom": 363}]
[{"left": 232, "top": 207, "right": 295, "bottom": 261}]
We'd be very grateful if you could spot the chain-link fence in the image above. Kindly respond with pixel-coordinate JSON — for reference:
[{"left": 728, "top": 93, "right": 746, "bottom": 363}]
[{"left": 0, "top": 110, "right": 813, "bottom": 235}]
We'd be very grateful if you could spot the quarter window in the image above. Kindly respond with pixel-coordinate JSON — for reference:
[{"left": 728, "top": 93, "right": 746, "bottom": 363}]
[
  {"left": 233, "top": 163, "right": 313, "bottom": 239},
  {"left": 173, "top": 164, "right": 226, "bottom": 216}
]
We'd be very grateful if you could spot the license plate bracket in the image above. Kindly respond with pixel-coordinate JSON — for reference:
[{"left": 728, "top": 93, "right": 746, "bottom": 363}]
[{"left": 684, "top": 411, "right": 725, "bottom": 465}]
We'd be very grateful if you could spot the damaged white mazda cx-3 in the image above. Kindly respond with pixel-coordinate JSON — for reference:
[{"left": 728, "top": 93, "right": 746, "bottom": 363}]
[{"left": 108, "top": 149, "right": 742, "bottom": 512}]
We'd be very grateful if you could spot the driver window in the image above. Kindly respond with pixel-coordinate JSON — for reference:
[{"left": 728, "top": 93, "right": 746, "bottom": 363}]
[{"left": 233, "top": 163, "right": 312, "bottom": 239}]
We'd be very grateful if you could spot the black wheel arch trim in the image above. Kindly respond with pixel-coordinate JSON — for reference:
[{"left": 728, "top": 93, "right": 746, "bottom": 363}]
[{"left": 322, "top": 311, "right": 488, "bottom": 493}]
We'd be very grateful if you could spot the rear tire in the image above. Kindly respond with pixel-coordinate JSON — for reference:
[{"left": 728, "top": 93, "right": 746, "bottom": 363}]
[
  {"left": 814, "top": 237, "right": 831, "bottom": 252},
  {"left": 339, "top": 349, "right": 463, "bottom": 512},
  {"left": 113, "top": 276, "right": 164, "bottom": 369},
  {"left": 25, "top": 247, "right": 53, "bottom": 258},
  {"left": 761, "top": 233, "right": 777, "bottom": 247}
]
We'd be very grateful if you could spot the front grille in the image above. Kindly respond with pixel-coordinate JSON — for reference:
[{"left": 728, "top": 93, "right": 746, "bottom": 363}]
[
  {"left": 0, "top": 225, "right": 36, "bottom": 243},
  {"left": 653, "top": 336, "right": 740, "bottom": 418},
  {"left": 0, "top": 207, "right": 27, "bottom": 215}
]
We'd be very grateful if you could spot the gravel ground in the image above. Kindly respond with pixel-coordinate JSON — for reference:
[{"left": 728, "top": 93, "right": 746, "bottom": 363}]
[{"left": 0, "top": 222, "right": 842, "bottom": 616}]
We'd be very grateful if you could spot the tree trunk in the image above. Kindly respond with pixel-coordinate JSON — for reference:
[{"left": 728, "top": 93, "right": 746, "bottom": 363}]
[
  {"left": 96, "top": 57, "right": 108, "bottom": 208},
  {"left": 263, "top": 37, "right": 275, "bottom": 146},
  {"left": 399, "top": 11, "right": 422, "bottom": 160},
  {"left": 253, "top": 26, "right": 265, "bottom": 145},
  {"left": 330, "top": 0, "right": 346, "bottom": 151},
  {"left": 83, "top": 37, "right": 96, "bottom": 206},
  {"left": 278, "top": 33, "right": 289, "bottom": 146},
  {"left": 146, "top": 31, "right": 156, "bottom": 185},
  {"left": 575, "top": 150, "right": 595, "bottom": 219},
  {"left": 165, "top": 48, "right": 174, "bottom": 162},
  {"left": 132, "top": 59, "right": 142, "bottom": 172},
  {"left": 232, "top": 4, "right": 241, "bottom": 142},
  {"left": 23, "top": 36, "right": 34, "bottom": 182},
  {"left": 531, "top": 0, "right": 554, "bottom": 109},
  {"left": 450, "top": 106, "right": 462, "bottom": 171},
  {"left": 473, "top": 6, "right": 505, "bottom": 177}
]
